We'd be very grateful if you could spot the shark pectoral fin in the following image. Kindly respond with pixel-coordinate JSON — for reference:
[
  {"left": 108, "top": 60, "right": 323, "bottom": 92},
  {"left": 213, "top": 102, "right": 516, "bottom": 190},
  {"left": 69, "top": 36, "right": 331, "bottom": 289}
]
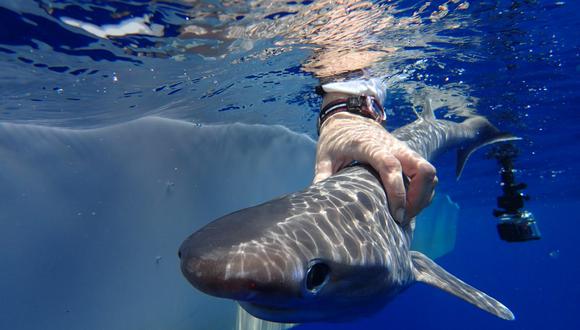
[
  {"left": 410, "top": 251, "right": 515, "bottom": 321},
  {"left": 456, "top": 117, "right": 522, "bottom": 179}
]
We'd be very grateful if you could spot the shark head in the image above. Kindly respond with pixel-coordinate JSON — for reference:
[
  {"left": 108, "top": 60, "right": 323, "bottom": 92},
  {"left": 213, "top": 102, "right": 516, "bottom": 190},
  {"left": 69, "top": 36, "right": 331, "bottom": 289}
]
[{"left": 178, "top": 189, "right": 410, "bottom": 323}]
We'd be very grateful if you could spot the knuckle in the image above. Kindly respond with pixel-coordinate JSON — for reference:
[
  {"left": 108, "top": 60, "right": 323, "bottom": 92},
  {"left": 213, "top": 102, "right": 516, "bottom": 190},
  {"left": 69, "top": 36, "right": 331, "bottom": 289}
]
[{"left": 379, "top": 155, "right": 402, "bottom": 172}]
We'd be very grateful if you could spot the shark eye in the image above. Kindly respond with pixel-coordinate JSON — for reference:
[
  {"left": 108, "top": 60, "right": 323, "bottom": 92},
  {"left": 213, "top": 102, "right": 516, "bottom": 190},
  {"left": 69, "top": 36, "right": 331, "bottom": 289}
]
[{"left": 305, "top": 260, "right": 330, "bottom": 294}]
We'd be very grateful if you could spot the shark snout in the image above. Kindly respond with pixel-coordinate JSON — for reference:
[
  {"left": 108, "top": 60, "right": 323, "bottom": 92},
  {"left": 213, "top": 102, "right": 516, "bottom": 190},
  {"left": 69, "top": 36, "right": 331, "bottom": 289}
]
[
  {"left": 178, "top": 204, "right": 308, "bottom": 306},
  {"left": 179, "top": 235, "right": 302, "bottom": 303},
  {"left": 179, "top": 253, "right": 258, "bottom": 300},
  {"left": 179, "top": 239, "right": 255, "bottom": 300}
]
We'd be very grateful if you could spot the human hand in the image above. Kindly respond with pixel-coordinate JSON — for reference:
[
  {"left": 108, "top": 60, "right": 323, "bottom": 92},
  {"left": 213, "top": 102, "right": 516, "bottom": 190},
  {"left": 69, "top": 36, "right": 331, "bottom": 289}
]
[{"left": 314, "top": 111, "right": 437, "bottom": 223}]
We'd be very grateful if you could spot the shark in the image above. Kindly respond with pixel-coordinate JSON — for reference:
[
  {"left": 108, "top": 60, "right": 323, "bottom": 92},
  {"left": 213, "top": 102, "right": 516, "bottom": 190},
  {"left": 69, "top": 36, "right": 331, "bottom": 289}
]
[{"left": 178, "top": 103, "right": 518, "bottom": 323}]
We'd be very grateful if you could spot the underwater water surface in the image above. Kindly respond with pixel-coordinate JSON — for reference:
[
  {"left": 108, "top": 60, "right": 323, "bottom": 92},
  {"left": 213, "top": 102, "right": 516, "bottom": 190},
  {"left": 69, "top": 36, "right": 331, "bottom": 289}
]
[{"left": 0, "top": 1, "right": 578, "bottom": 330}]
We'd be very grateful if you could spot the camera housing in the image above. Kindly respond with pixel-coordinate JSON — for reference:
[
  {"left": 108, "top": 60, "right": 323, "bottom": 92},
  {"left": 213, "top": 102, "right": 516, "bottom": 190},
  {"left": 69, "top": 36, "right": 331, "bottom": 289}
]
[
  {"left": 488, "top": 143, "right": 540, "bottom": 243},
  {"left": 496, "top": 211, "right": 541, "bottom": 242}
]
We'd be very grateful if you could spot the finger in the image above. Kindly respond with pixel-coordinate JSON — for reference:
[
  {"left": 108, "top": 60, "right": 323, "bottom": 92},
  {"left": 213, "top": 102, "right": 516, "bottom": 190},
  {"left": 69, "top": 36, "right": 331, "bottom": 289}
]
[
  {"left": 394, "top": 150, "right": 437, "bottom": 218},
  {"left": 313, "top": 157, "right": 333, "bottom": 183},
  {"left": 365, "top": 152, "right": 407, "bottom": 223},
  {"left": 428, "top": 187, "right": 436, "bottom": 204},
  {"left": 407, "top": 163, "right": 437, "bottom": 218}
]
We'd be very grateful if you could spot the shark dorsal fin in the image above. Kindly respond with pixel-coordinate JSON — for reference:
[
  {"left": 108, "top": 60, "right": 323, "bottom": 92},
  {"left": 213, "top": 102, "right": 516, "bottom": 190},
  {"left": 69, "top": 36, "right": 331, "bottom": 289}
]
[
  {"left": 410, "top": 251, "right": 515, "bottom": 320},
  {"left": 421, "top": 98, "right": 436, "bottom": 121}
]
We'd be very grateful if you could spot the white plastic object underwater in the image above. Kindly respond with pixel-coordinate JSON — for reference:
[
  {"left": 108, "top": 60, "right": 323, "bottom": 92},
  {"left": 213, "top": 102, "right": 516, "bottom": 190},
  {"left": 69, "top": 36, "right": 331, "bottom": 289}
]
[{"left": 322, "top": 78, "right": 387, "bottom": 104}]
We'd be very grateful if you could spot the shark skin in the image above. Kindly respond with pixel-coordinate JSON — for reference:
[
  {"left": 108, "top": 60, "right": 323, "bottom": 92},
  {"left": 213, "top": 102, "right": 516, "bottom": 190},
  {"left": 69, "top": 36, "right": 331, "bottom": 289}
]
[{"left": 179, "top": 105, "right": 518, "bottom": 323}]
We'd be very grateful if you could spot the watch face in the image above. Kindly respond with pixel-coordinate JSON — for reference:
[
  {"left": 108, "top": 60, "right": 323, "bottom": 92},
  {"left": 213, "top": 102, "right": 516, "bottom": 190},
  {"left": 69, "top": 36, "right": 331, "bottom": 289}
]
[{"left": 346, "top": 95, "right": 364, "bottom": 109}]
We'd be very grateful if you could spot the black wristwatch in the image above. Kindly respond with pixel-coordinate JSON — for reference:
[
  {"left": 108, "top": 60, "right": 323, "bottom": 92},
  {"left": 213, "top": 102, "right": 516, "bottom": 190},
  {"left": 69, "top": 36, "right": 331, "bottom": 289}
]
[{"left": 317, "top": 94, "right": 386, "bottom": 135}]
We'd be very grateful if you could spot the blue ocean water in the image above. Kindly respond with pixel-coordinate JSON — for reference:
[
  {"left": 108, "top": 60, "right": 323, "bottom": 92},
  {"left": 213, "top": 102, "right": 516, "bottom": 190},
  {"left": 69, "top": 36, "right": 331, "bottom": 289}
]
[{"left": 0, "top": 1, "right": 577, "bottom": 330}]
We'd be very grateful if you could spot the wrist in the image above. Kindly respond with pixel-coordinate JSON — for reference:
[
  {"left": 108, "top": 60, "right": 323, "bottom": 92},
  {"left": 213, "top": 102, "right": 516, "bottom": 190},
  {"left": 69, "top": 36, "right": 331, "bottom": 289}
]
[{"left": 319, "top": 112, "right": 383, "bottom": 136}]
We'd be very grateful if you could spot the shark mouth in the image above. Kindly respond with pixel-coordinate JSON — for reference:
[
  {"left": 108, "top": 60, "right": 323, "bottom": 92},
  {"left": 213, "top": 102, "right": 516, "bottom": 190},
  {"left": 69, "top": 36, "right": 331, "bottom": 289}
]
[{"left": 239, "top": 301, "right": 301, "bottom": 323}]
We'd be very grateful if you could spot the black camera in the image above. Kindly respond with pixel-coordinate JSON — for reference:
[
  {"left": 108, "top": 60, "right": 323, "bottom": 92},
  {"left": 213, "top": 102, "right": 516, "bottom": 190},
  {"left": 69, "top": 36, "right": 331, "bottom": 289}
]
[{"left": 487, "top": 144, "right": 540, "bottom": 243}]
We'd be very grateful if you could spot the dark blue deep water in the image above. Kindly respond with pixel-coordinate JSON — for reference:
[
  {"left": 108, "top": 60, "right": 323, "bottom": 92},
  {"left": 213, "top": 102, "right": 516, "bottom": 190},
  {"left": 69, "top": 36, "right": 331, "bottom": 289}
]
[{"left": 0, "top": 1, "right": 578, "bottom": 330}]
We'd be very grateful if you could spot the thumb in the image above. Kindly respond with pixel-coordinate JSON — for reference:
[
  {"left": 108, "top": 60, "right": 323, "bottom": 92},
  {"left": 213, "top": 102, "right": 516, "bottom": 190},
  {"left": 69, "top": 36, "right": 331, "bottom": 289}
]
[{"left": 313, "top": 158, "right": 333, "bottom": 183}]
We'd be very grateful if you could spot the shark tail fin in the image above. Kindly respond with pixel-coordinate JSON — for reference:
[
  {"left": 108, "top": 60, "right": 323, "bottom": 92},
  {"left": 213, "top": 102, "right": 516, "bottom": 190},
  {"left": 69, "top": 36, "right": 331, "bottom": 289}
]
[
  {"left": 411, "top": 251, "right": 515, "bottom": 321},
  {"left": 236, "top": 304, "right": 296, "bottom": 330},
  {"left": 456, "top": 116, "right": 521, "bottom": 179}
]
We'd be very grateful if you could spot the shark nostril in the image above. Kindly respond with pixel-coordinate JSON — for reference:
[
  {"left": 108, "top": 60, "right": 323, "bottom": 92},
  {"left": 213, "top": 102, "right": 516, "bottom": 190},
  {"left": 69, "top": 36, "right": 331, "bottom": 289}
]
[
  {"left": 178, "top": 250, "right": 182, "bottom": 259},
  {"left": 305, "top": 260, "right": 330, "bottom": 294}
]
